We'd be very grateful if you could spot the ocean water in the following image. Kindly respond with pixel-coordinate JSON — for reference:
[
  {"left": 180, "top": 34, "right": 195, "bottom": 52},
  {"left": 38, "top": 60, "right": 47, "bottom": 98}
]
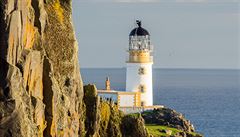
[{"left": 81, "top": 68, "right": 240, "bottom": 137}]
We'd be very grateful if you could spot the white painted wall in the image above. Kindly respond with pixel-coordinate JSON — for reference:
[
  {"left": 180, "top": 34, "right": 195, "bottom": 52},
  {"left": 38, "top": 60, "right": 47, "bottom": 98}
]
[
  {"left": 119, "top": 94, "right": 135, "bottom": 107},
  {"left": 126, "top": 63, "right": 153, "bottom": 106}
]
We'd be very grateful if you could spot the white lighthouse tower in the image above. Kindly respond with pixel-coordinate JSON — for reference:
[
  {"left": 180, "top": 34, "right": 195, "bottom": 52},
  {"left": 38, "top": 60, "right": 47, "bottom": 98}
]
[{"left": 126, "top": 20, "right": 153, "bottom": 107}]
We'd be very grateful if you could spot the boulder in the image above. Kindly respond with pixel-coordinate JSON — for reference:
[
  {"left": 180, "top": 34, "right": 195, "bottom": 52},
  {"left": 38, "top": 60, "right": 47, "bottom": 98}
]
[{"left": 164, "top": 129, "right": 172, "bottom": 135}]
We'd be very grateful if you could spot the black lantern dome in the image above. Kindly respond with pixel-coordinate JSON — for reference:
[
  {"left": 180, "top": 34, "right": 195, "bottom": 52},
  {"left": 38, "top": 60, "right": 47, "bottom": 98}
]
[{"left": 129, "top": 20, "right": 150, "bottom": 36}]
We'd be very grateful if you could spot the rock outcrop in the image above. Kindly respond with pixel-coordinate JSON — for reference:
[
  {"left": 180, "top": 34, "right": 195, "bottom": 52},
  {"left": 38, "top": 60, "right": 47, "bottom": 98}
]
[
  {"left": 142, "top": 108, "right": 203, "bottom": 137},
  {"left": 142, "top": 108, "right": 195, "bottom": 132},
  {"left": 121, "top": 114, "right": 149, "bottom": 137},
  {"left": 83, "top": 84, "right": 149, "bottom": 137},
  {"left": 0, "top": 0, "right": 83, "bottom": 136}
]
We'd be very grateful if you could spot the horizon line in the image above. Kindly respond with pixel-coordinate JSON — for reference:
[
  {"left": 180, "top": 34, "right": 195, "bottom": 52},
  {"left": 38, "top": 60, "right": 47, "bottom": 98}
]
[{"left": 80, "top": 67, "right": 240, "bottom": 70}]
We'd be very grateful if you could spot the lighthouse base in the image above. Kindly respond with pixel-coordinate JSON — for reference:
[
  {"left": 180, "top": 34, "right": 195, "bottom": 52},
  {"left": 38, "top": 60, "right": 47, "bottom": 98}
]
[
  {"left": 126, "top": 62, "right": 153, "bottom": 106},
  {"left": 119, "top": 105, "right": 164, "bottom": 114}
]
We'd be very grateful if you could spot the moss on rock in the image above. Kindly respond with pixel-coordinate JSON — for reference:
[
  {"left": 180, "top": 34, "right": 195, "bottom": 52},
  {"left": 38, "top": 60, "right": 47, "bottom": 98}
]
[
  {"left": 142, "top": 108, "right": 203, "bottom": 137},
  {"left": 121, "top": 113, "right": 149, "bottom": 137},
  {"left": 83, "top": 84, "right": 149, "bottom": 137},
  {"left": 0, "top": 0, "right": 83, "bottom": 136}
]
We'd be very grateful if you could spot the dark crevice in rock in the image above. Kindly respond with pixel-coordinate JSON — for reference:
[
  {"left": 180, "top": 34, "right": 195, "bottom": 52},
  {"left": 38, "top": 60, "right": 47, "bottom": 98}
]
[
  {"left": 3, "top": 87, "right": 10, "bottom": 98},
  {"left": 0, "top": 62, "right": 17, "bottom": 136},
  {"left": 67, "top": 110, "right": 71, "bottom": 117},
  {"left": 26, "top": 84, "right": 29, "bottom": 92},
  {"left": 16, "top": 62, "right": 23, "bottom": 74},
  {"left": 61, "top": 95, "right": 64, "bottom": 101},
  {"left": 31, "top": 96, "right": 37, "bottom": 108},
  {"left": 7, "top": 128, "right": 12, "bottom": 137},
  {"left": 0, "top": 1, "right": 8, "bottom": 59},
  {"left": 14, "top": 0, "right": 17, "bottom": 10},
  {"left": 43, "top": 57, "right": 53, "bottom": 137},
  {"left": 31, "top": 0, "right": 41, "bottom": 34},
  {"left": 0, "top": 58, "right": 9, "bottom": 96},
  {"left": 64, "top": 77, "right": 71, "bottom": 87}
]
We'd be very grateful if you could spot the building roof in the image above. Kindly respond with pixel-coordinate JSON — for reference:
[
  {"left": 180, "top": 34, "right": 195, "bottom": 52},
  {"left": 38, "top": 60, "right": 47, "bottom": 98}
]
[
  {"left": 98, "top": 90, "right": 137, "bottom": 95},
  {"left": 129, "top": 20, "right": 150, "bottom": 36}
]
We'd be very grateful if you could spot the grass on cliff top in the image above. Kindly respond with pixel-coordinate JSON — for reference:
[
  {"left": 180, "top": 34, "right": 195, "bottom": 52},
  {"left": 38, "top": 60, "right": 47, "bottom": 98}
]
[
  {"left": 145, "top": 124, "right": 201, "bottom": 137},
  {"left": 146, "top": 124, "right": 180, "bottom": 136}
]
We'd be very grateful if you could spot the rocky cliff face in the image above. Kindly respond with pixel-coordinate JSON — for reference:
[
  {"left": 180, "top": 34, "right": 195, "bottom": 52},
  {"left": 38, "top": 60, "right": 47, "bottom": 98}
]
[
  {"left": 0, "top": 1, "right": 149, "bottom": 137},
  {"left": 0, "top": 0, "right": 83, "bottom": 136}
]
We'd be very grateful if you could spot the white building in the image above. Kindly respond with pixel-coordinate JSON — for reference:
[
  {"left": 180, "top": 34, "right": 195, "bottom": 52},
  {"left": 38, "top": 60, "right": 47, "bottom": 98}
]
[
  {"left": 98, "top": 77, "right": 141, "bottom": 107},
  {"left": 98, "top": 21, "right": 162, "bottom": 112},
  {"left": 126, "top": 20, "right": 153, "bottom": 107}
]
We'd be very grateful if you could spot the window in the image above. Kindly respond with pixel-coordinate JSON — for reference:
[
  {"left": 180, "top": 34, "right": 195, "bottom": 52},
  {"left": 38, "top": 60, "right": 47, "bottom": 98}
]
[
  {"left": 138, "top": 67, "right": 146, "bottom": 75},
  {"left": 141, "top": 101, "right": 145, "bottom": 107},
  {"left": 139, "top": 85, "right": 146, "bottom": 93}
]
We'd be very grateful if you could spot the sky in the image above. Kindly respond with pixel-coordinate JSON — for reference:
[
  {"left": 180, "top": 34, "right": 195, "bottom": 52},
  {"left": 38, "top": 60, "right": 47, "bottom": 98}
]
[{"left": 72, "top": 0, "right": 240, "bottom": 69}]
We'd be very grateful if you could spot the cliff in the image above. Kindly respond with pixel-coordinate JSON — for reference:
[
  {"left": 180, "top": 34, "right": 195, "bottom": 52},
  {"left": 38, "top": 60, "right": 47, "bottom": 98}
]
[
  {"left": 0, "top": 0, "right": 83, "bottom": 136},
  {"left": 83, "top": 84, "right": 149, "bottom": 137},
  {"left": 0, "top": 0, "right": 202, "bottom": 137}
]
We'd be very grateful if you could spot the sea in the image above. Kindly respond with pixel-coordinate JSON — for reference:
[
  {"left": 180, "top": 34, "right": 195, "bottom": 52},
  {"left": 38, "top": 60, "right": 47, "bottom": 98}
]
[{"left": 81, "top": 68, "right": 240, "bottom": 137}]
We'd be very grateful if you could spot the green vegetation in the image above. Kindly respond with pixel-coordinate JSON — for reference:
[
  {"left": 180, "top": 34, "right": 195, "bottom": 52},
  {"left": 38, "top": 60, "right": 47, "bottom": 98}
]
[
  {"left": 100, "top": 101, "right": 111, "bottom": 132},
  {"left": 127, "top": 113, "right": 140, "bottom": 118},
  {"left": 146, "top": 124, "right": 181, "bottom": 136},
  {"left": 83, "top": 84, "right": 148, "bottom": 137},
  {"left": 145, "top": 124, "right": 202, "bottom": 137},
  {"left": 82, "top": 85, "right": 203, "bottom": 137}
]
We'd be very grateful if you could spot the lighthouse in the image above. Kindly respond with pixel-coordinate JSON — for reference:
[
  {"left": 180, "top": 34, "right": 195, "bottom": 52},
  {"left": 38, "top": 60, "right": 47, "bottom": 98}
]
[
  {"left": 98, "top": 20, "right": 162, "bottom": 112},
  {"left": 126, "top": 20, "right": 153, "bottom": 107}
]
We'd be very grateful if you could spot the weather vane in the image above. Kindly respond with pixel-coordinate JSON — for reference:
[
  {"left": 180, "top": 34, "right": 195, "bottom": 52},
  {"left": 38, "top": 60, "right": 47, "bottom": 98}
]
[{"left": 136, "top": 20, "right": 142, "bottom": 27}]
